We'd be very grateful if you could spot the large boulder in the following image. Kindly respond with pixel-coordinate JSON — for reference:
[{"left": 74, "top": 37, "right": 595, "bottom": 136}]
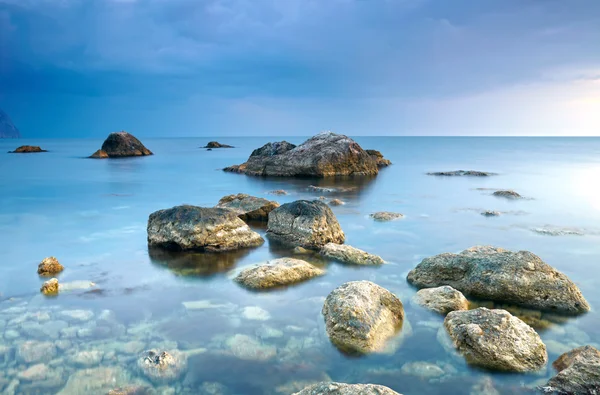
[
  {"left": 147, "top": 205, "right": 264, "bottom": 252},
  {"left": 234, "top": 258, "right": 324, "bottom": 289},
  {"left": 412, "top": 286, "right": 469, "bottom": 314},
  {"left": 267, "top": 200, "right": 345, "bottom": 249},
  {"left": 224, "top": 132, "right": 386, "bottom": 177},
  {"left": 10, "top": 145, "right": 47, "bottom": 153},
  {"left": 322, "top": 281, "right": 404, "bottom": 354},
  {"left": 543, "top": 346, "right": 600, "bottom": 394},
  {"left": 407, "top": 246, "right": 589, "bottom": 315},
  {"left": 320, "top": 243, "right": 384, "bottom": 265},
  {"left": 293, "top": 382, "right": 401, "bottom": 395},
  {"left": 90, "top": 131, "right": 153, "bottom": 158},
  {"left": 444, "top": 308, "right": 547, "bottom": 372},
  {"left": 215, "top": 193, "right": 279, "bottom": 222}
]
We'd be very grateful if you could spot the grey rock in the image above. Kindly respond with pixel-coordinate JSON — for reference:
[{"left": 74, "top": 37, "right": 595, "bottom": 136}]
[
  {"left": 481, "top": 211, "right": 501, "bottom": 217},
  {"left": 234, "top": 258, "right": 324, "bottom": 289},
  {"left": 91, "top": 131, "right": 153, "bottom": 158},
  {"left": 320, "top": 243, "right": 384, "bottom": 265},
  {"left": 412, "top": 286, "right": 469, "bottom": 315},
  {"left": 147, "top": 205, "right": 264, "bottom": 252},
  {"left": 322, "top": 281, "right": 404, "bottom": 354},
  {"left": 225, "top": 334, "right": 277, "bottom": 361},
  {"left": 0, "top": 108, "right": 20, "bottom": 138},
  {"left": 544, "top": 345, "right": 600, "bottom": 394},
  {"left": 137, "top": 349, "right": 187, "bottom": 384},
  {"left": 267, "top": 200, "right": 345, "bottom": 249},
  {"left": 370, "top": 212, "right": 404, "bottom": 221},
  {"left": 444, "top": 308, "right": 547, "bottom": 372},
  {"left": 293, "top": 382, "right": 401, "bottom": 395},
  {"left": 427, "top": 170, "right": 495, "bottom": 177},
  {"left": 16, "top": 340, "right": 57, "bottom": 363},
  {"left": 400, "top": 361, "right": 445, "bottom": 378},
  {"left": 492, "top": 190, "right": 522, "bottom": 199},
  {"left": 215, "top": 193, "right": 279, "bottom": 222},
  {"left": 407, "top": 246, "right": 589, "bottom": 314},
  {"left": 203, "top": 141, "right": 233, "bottom": 148}
]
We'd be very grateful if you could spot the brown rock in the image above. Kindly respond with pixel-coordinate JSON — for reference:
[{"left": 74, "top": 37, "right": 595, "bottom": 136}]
[
  {"left": 10, "top": 145, "right": 47, "bottom": 153},
  {"left": 89, "top": 149, "right": 109, "bottom": 159},
  {"left": 41, "top": 278, "right": 59, "bottom": 295},
  {"left": 37, "top": 257, "right": 64, "bottom": 276},
  {"left": 91, "top": 131, "right": 153, "bottom": 158}
]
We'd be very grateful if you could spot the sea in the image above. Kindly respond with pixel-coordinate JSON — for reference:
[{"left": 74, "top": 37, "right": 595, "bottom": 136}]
[{"left": 1, "top": 136, "right": 599, "bottom": 394}]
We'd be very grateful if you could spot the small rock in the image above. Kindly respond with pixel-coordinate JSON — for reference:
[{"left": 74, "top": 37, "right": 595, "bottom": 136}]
[
  {"left": 255, "top": 326, "right": 284, "bottom": 339},
  {"left": 70, "top": 350, "right": 104, "bottom": 367},
  {"left": 320, "top": 243, "right": 384, "bottom": 265},
  {"left": 427, "top": 170, "right": 495, "bottom": 176},
  {"left": 400, "top": 361, "right": 445, "bottom": 378},
  {"left": 215, "top": 193, "right": 279, "bottom": 222},
  {"left": 481, "top": 211, "right": 500, "bottom": 217},
  {"left": 293, "top": 382, "right": 401, "bottom": 395},
  {"left": 234, "top": 258, "right": 324, "bottom": 290},
  {"left": 17, "top": 340, "right": 57, "bottom": 363},
  {"left": 328, "top": 199, "right": 345, "bottom": 206},
  {"left": 370, "top": 212, "right": 404, "bottom": 221},
  {"left": 60, "top": 309, "right": 94, "bottom": 322},
  {"left": 492, "top": 190, "right": 522, "bottom": 199},
  {"left": 58, "top": 367, "right": 127, "bottom": 394},
  {"left": 268, "top": 190, "right": 288, "bottom": 196},
  {"left": 37, "top": 257, "right": 64, "bottom": 276},
  {"left": 412, "top": 286, "right": 469, "bottom": 315},
  {"left": 225, "top": 334, "right": 277, "bottom": 361},
  {"left": 137, "top": 349, "right": 187, "bottom": 384},
  {"left": 242, "top": 306, "right": 271, "bottom": 321},
  {"left": 40, "top": 278, "right": 59, "bottom": 295},
  {"left": 17, "top": 364, "right": 49, "bottom": 381}
]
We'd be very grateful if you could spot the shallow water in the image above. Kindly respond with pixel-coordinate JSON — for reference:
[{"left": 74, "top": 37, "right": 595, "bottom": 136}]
[{"left": 1, "top": 136, "right": 600, "bottom": 394}]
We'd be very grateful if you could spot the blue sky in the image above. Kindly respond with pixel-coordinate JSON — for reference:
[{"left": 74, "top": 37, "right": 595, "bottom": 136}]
[{"left": 0, "top": 0, "right": 599, "bottom": 137}]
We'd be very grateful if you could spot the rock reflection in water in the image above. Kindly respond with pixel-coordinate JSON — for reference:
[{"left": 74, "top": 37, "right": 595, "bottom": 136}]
[{"left": 148, "top": 247, "right": 253, "bottom": 277}]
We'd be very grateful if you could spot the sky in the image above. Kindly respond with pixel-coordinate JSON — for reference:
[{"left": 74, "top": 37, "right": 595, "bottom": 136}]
[{"left": 0, "top": 0, "right": 599, "bottom": 138}]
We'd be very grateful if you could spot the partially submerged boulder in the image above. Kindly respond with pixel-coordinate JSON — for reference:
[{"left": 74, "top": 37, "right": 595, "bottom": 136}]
[
  {"left": 267, "top": 200, "right": 345, "bottom": 249},
  {"left": 147, "top": 205, "right": 264, "bottom": 252},
  {"left": 412, "top": 286, "right": 469, "bottom": 314},
  {"left": 137, "top": 350, "right": 187, "bottom": 384},
  {"left": 320, "top": 243, "right": 384, "bottom": 265},
  {"left": 224, "top": 132, "right": 387, "bottom": 177},
  {"left": 542, "top": 346, "right": 600, "bottom": 394},
  {"left": 493, "top": 190, "right": 522, "bottom": 199},
  {"left": 10, "top": 145, "right": 47, "bottom": 153},
  {"left": 366, "top": 150, "right": 391, "bottom": 167},
  {"left": 40, "top": 278, "right": 59, "bottom": 295},
  {"left": 481, "top": 210, "right": 501, "bottom": 217},
  {"left": 203, "top": 141, "right": 233, "bottom": 148},
  {"left": 215, "top": 193, "right": 279, "bottom": 222},
  {"left": 322, "top": 281, "right": 404, "bottom": 353},
  {"left": 407, "top": 246, "right": 589, "bottom": 315},
  {"left": 234, "top": 258, "right": 324, "bottom": 289},
  {"left": 329, "top": 199, "right": 345, "bottom": 206},
  {"left": 427, "top": 170, "right": 495, "bottom": 177},
  {"left": 370, "top": 212, "right": 404, "bottom": 221},
  {"left": 37, "top": 257, "right": 64, "bottom": 276},
  {"left": 444, "top": 308, "right": 547, "bottom": 372},
  {"left": 293, "top": 382, "right": 401, "bottom": 395},
  {"left": 90, "top": 131, "right": 153, "bottom": 158}
]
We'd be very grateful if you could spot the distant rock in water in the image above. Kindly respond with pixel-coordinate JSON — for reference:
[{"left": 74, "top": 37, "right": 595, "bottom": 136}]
[
  {"left": 492, "top": 190, "right": 522, "bottom": 199},
  {"left": 9, "top": 145, "right": 47, "bottom": 153},
  {"left": 224, "top": 132, "right": 389, "bottom": 177},
  {"left": 481, "top": 210, "right": 501, "bottom": 217},
  {"left": 427, "top": 170, "right": 495, "bottom": 177},
  {"left": 0, "top": 109, "right": 21, "bottom": 138},
  {"left": 293, "top": 382, "right": 401, "bottom": 395},
  {"left": 203, "top": 141, "right": 234, "bottom": 148},
  {"left": 366, "top": 149, "right": 391, "bottom": 167},
  {"left": 90, "top": 131, "right": 153, "bottom": 158}
]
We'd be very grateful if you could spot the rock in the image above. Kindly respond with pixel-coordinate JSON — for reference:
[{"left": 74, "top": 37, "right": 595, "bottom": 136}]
[
  {"left": 91, "top": 131, "right": 153, "bottom": 158},
  {"left": 147, "top": 205, "right": 264, "bottom": 252},
  {"left": 0, "top": 108, "right": 20, "bottom": 138},
  {"left": 70, "top": 350, "right": 104, "bottom": 367},
  {"left": 328, "top": 199, "right": 345, "bottom": 206},
  {"left": 224, "top": 132, "right": 382, "bottom": 177},
  {"left": 481, "top": 211, "right": 501, "bottom": 217},
  {"left": 108, "top": 386, "right": 151, "bottom": 395},
  {"left": 17, "top": 363, "right": 50, "bottom": 381},
  {"left": 267, "top": 200, "right": 345, "bottom": 249},
  {"left": 17, "top": 340, "right": 57, "bottom": 363},
  {"left": 293, "top": 382, "right": 401, "bottom": 395},
  {"left": 366, "top": 149, "right": 391, "bottom": 167},
  {"left": 10, "top": 145, "right": 47, "bottom": 153},
  {"left": 407, "top": 246, "right": 589, "bottom": 314},
  {"left": 308, "top": 185, "right": 336, "bottom": 193},
  {"left": 268, "top": 190, "right": 288, "bottom": 195},
  {"left": 492, "top": 190, "right": 522, "bottom": 199},
  {"left": 242, "top": 306, "right": 271, "bottom": 321},
  {"left": 412, "top": 286, "right": 469, "bottom": 314},
  {"left": 89, "top": 149, "right": 109, "bottom": 159},
  {"left": 225, "top": 334, "right": 277, "bottom": 361},
  {"left": 255, "top": 326, "right": 284, "bottom": 339},
  {"left": 400, "top": 361, "right": 445, "bottom": 378},
  {"left": 427, "top": 170, "right": 495, "bottom": 176},
  {"left": 370, "top": 212, "right": 404, "bottom": 221},
  {"left": 322, "top": 281, "right": 404, "bottom": 353},
  {"left": 60, "top": 309, "right": 94, "bottom": 321},
  {"left": 320, "top": 243, "right": 384, "bottom": 265},
  {"left": 215, "top": 193, "right": 279, "bottom": 222},
  {"left": 203, "top": 141, "right": 233, "bottom": 148},
  {"left": 234, "top": 258, "right": 324, "bottom": 289},
  {"left": 543, "top": 346, "right": 600, "bottom": 394},
  {"left": 137, "top": 349, "right": 187, "bottom": 384},
  {"left": 40, "top": 278, "right": 59, "bottom": 295},
  {"left": 470, "top": 377, "right": 500, "bottom": 395},
  {"left": 37, "top": 257, "right": 64, "bottom": 276},
  {"left": 57, "top": 367, "right": 127, "bottom": 395},
  {"left": 444, "top": 308, "right": 547, "bottom": 372}
]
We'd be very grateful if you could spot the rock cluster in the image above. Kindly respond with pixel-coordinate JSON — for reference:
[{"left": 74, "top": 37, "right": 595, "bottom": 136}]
[
  {"left": 492, "top": 190, "right": 522, "bottom": 199},
  {"left": 216, "top": 193, "right": 279, "bottom": 222},
  {"left": 427, "top": 170, "right": 495, "bottom": 176},
  {"left": 40, "top": 278, "right": 59, "bottom": 295},
  {"left": 89, "top": 131, "right": 153, "bottom": 158},
  {"left": 234, "top": 258, "right": 324, "bottom": 289},
  {"left": 137, "top": 349, "right": 187, "bottom": 384},
  {"left": 370, "top": 212, "right": 404, "bottom": 221}
]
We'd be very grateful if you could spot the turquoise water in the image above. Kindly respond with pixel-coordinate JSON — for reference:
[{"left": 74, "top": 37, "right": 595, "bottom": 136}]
[{"left": 1, "top": 137, "right": 600, "bottom": 394}]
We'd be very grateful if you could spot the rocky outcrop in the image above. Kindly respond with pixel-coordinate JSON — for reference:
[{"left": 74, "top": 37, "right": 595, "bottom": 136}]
[
  {"left": 234, "top": 258, "right": 324, "bottom": 289},
  {"left": 322, "top": 281, "right": 404, "bottom": 353},
  {"left": 407, "top": 246, "right": 589, "bottom": 314},
  {"left": 203, "top": 141, "right": 234, "bottom": 148},
  {"left": 293, "top": 382, "right": 401, "bottom": 395},
  {"left": 0, "top": 108, "right": 20, "bottom": 138},
  {"left": 40, "top": 278, "right": 59, "bottom": 295},
  {"left": 9, "top": 145, "right": 47, "bottom": 153},
  {"left": 137, "top": 350, "right": 187, "bottom": 384},
  {"left": 366, "top": 150, "right": 391, "bottom": 167},
  {"left": 224, "top": 132, "right": 386, "bottom": 177},
  {"left": 412, "top": 286, "right": 469, "bottom": 314},
  {"left": 370, "top": 212, "right": 404, "bottom": 221},
  {"left": 427, "top": 170, "right": 495, "bottom": 176},
  {"left": 444, "top": 308, "right": 547, "bottom": 372},
  {"left": 215, "top": 193, "right": 279, "bottom": 222},
  {"left": 90, "top": 131, "right": 153, "bottom": 158},
  {"left": 543, "top": 346, "right": 600, "bottom": 394},
  {"left": 320, "top": 243, "right": 385, "bottom": 265},
  {"left": 147, "top": 205, "right": 264, "bottom": 252},
  {"left": 493, "top": 190, "right": 522, "bottom": 199},
  {"left": 37, "top": 257, "right": 64, "bottom": 276},
  {"left": 267, "top": 200, "right": 345, "bottom": 249}
]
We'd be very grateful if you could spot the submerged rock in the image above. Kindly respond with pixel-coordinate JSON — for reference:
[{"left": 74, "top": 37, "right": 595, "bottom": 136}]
[
  {"left": 215, "top": 193, "right": 279, "bottom": 222},
  {"left": 267, "top": 200, "right": 345, "bottom": 249},
  {"left": 531, "top": 226, "right": 584, "bottom": 236},
  {"left": 225, "top": 334, "right": 277, "bottom": 361},
  {"left": 427, "top": 170, "right": 495, "bottom": 177},
  {"left": 366, "top": 149, "right": 391, "bottom": 167},
  {"left": 234, "top": 258, "right": 324, "bottom": 289},
  {"left": 492, "top": 190, "right": 522, "bottom": 199},
  {"left": 137, "top": 349, "right": 187, "bottom": 384},
  {"left": 203, "top": 141, "right": 234, "bottom": 148},
  {"left": 224, "top": 132, "right": 385, "bottom": 177},
  {"left": 293, "top": 382, "right": 401, "bottom": 395},
  {"left": 268, "top": 190, "right": 288, "bottom": 196},
  {"left": 147, "top": 205, "right": 264, "bottom": 252},
  {"left": 17, "top": 340, "right": 57, "bottom": 363},
  {"left": 481, "top": 211, "right": 501, "bottom": 217},
  {"left": 543, "top": 346, "right": 600, "bottom": 394},
  {"left": 320, "top": 243, "right": 385, "bottom": 265},
  {"left": 58, "top": 367, "right": 128, "bottom": 395},
  {"left": 370, "top": 212, "right": 404, "bottom": 221},
  {"left": 444, "top": 308, "right": 547, "bottom": 372},
  {"left": 400, "top": 361, "right": 445, "bottom": 378},
  {"left": 40, "top": 278, "right": 59, "bottom": 295},
  {"left": 10, "top": 145, "right": 47, "bottom": 153},
  {"left": 412, "top": 286, "right": 469, "bottom": 314},
  {"left": 90, "top": 131, "right": 153, "bottom": 158},
  {"left": 37, "top": 256, "right": 64, "bottom": 276},
  {"left": 407, "top": 246, "right": 589, "bottom": 314},
  {"left": 322, "top": 281, "right": 404, "bottom": 354}
]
